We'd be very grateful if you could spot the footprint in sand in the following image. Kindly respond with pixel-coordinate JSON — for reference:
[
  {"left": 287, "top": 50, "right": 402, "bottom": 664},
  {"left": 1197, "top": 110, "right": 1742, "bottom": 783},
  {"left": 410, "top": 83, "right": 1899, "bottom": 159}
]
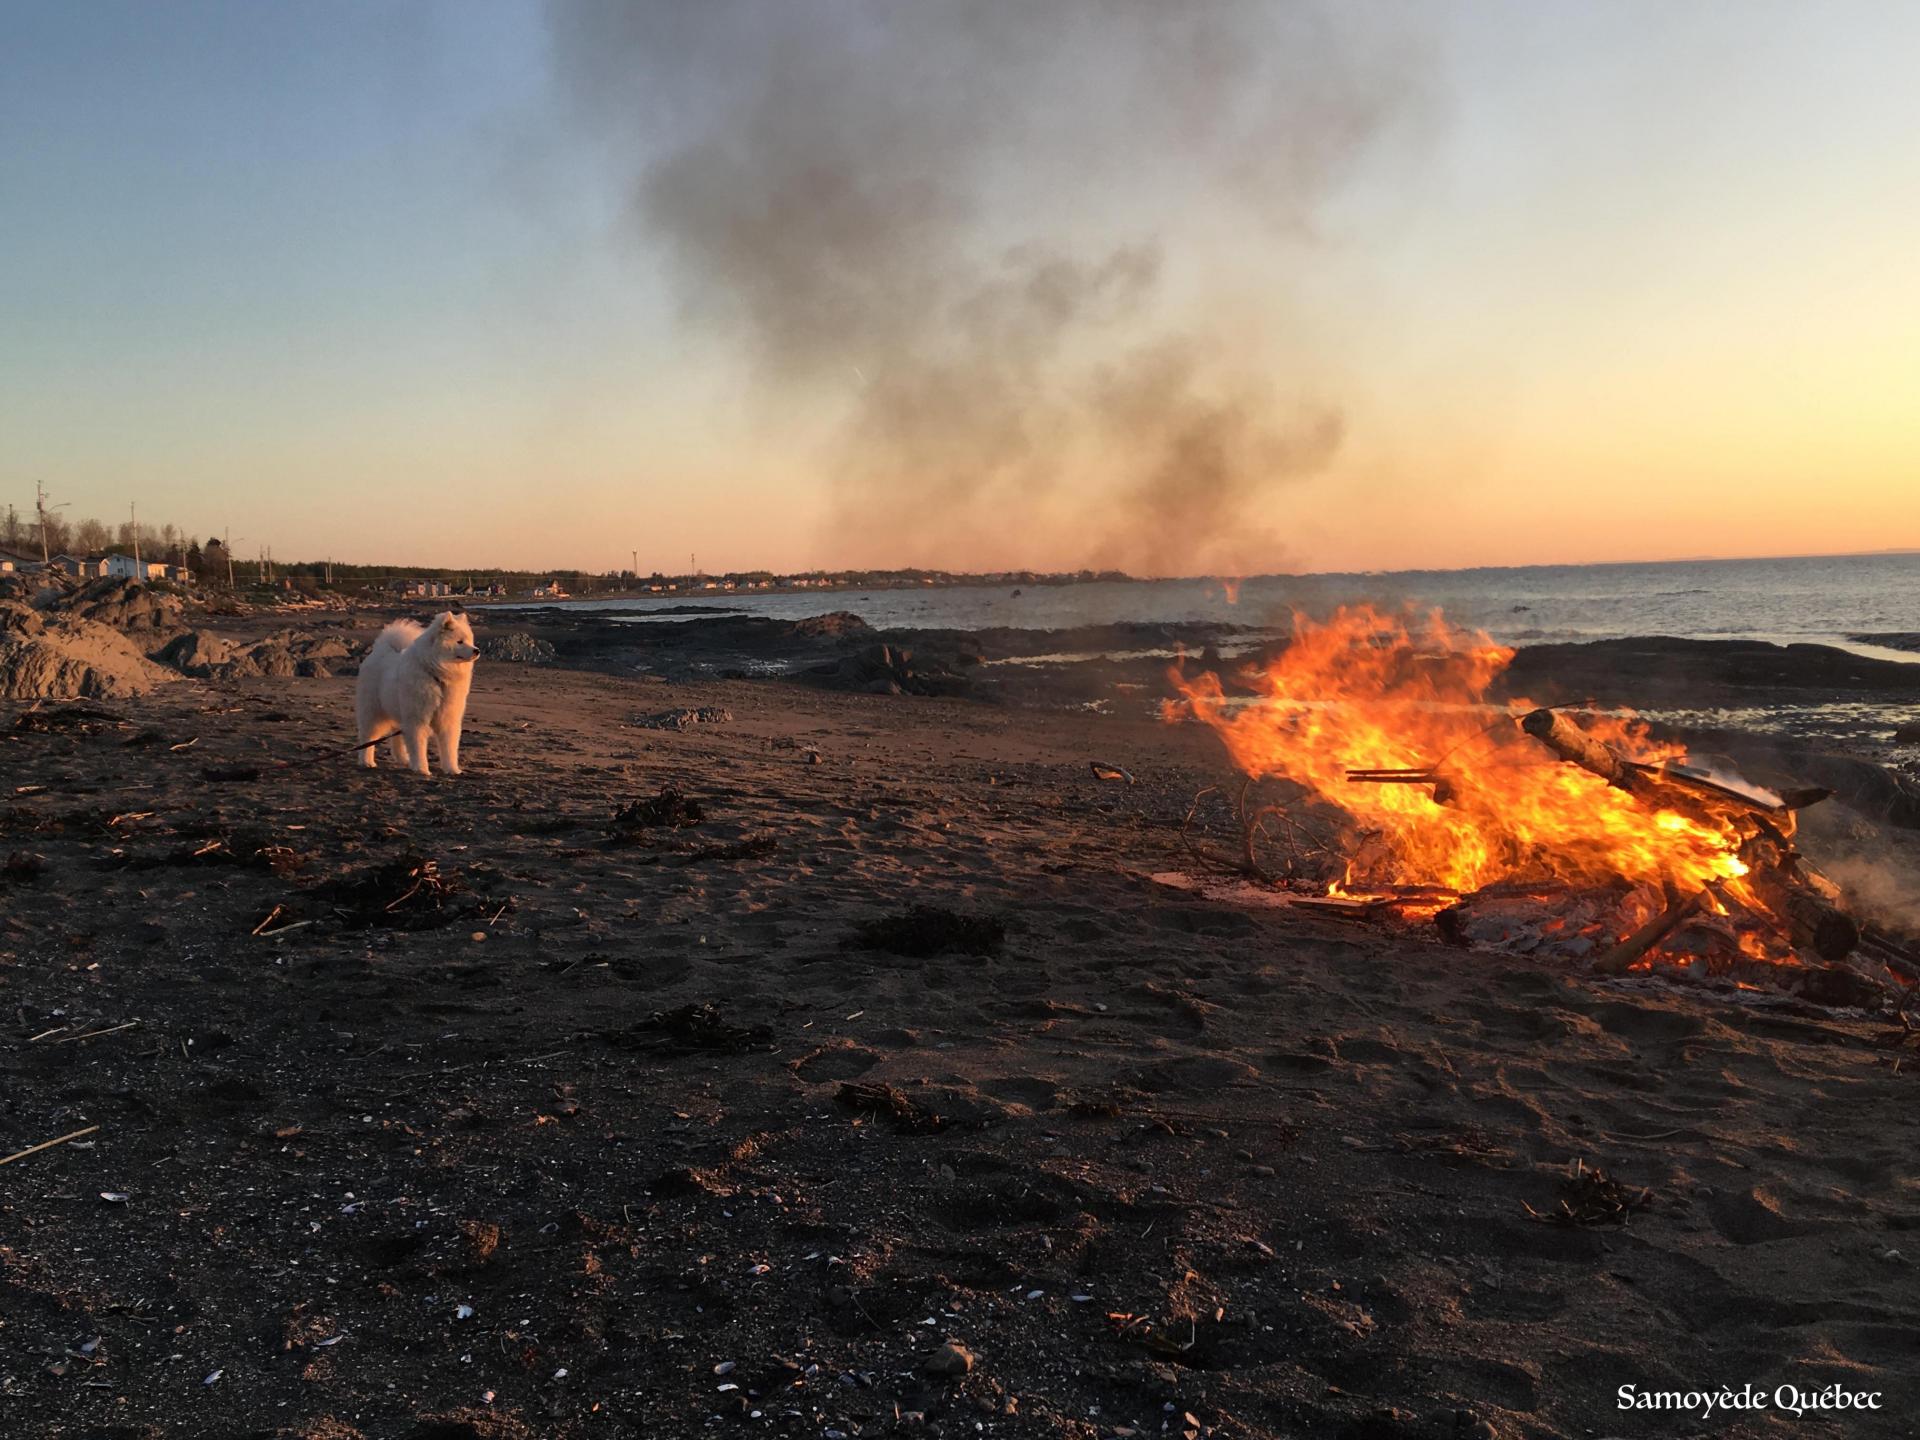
[{"left": 790, "top": 1039, "right": 881, "bottom": 1082}]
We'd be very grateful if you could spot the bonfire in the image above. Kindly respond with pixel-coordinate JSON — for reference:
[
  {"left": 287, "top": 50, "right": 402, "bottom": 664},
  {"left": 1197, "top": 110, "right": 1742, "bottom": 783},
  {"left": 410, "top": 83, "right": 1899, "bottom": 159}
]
[{"left": 1167, "top": 606, "right": 1912, "bottom": 999}]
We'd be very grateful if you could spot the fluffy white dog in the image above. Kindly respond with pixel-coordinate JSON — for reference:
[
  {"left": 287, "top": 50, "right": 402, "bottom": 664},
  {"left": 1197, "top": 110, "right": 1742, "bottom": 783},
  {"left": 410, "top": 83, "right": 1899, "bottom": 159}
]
[{"left": 355, "top": 610, "right": 479, "bottom": 776}]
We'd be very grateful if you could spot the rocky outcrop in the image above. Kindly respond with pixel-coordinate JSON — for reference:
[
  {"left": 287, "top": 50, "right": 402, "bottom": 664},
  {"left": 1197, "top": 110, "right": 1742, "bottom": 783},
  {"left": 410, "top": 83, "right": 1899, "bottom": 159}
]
[
  {"left": 788, "top": 611, "right": 872, "bottom": 640},
  {"left": 151, "top": 628, "right": 363, "bottom": 680},
  {"left": 151, "top": 629, "right": 235, "bottom": 678},
  {"left": 59, "top": 577, "right": 187, "bottom": 632},
  {"left": 0, "top": 600, "right": 44, "bottom": 638},
  {"left": 1, "top": 618, "right": 181, "bottom": 699},
  {"left": 480, "top": 632, "right": 557, "bottom": 664}
]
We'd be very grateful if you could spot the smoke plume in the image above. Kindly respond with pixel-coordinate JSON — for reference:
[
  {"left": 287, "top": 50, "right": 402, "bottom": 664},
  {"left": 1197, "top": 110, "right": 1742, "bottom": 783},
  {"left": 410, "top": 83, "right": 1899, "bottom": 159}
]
[{"left": 547, "top": 0, "right": 1425, "bottom": 573}]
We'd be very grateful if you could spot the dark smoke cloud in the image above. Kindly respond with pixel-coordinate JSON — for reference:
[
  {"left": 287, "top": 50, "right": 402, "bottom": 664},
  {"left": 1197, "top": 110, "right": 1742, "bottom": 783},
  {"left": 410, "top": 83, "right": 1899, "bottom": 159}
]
[{"left": 547, "top": 0, "right": 1426, "bottom": 573}]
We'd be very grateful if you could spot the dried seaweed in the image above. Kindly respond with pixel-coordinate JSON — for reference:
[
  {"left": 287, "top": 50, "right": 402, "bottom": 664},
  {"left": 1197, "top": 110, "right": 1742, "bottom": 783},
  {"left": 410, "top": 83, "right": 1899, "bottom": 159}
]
[
  {"left": 834, "top": 1080, "right": 945, "bottom": 1134},
  {"left": 1524, "top": 1158, "right": 1652, "bottom": 1226},
  {"left": 608, "top": 788, "right": 706, "bottom": 840}
]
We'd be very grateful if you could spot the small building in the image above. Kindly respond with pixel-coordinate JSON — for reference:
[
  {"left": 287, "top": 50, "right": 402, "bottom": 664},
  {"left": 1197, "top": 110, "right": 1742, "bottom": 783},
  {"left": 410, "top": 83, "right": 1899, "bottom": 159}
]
[
  {"left": 100, "top": 554, "right": 177, "bottom": 583},
  {"left": 529, "top": 581, "right": 571, "bottom": 600}
]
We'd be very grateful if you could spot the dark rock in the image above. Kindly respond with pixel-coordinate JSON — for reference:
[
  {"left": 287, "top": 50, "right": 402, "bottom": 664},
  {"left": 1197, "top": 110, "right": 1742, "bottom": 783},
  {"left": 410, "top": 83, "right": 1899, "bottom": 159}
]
[{"left": 923, "top": 1340, "right": 974, "bottom": 1377}]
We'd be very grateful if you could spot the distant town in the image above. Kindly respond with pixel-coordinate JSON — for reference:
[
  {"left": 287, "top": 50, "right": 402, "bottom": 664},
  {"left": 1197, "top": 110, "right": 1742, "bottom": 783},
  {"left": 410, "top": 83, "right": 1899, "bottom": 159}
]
[{"left": 1, "top": 495, "right": 1132, "bottom": 603}]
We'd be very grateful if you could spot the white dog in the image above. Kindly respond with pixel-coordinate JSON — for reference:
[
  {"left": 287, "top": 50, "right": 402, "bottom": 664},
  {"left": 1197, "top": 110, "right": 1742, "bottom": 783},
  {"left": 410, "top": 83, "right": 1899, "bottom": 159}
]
[{"left": 355, "top": 610, "right": 479, "bottom": 775}]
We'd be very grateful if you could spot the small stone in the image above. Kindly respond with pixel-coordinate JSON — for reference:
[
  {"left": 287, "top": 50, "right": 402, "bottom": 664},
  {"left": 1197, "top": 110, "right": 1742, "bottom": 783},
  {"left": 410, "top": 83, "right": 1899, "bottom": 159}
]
[{"left": 924, "top": 1340, "right": 975, "bottom": 1377}]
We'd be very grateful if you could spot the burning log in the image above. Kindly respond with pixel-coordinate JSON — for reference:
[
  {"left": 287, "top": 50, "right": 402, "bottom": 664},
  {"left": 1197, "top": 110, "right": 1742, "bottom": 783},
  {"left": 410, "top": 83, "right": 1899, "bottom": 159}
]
[
  {"left": 1592, "top": 888, "right": 1707, "bottom": 975},
  {"left": 1738, "top": 834, "right": 1859, "bottom": 963},
  {"left": 1519, "top": 708, "right": 1642, "bottom": 790},
  {"left": 1520, "top": 708, "right": 1829, "bottom": 822}
]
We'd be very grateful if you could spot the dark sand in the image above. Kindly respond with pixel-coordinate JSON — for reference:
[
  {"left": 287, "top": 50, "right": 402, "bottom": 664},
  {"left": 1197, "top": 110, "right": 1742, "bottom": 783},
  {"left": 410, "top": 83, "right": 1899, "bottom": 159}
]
[{"left": 4, "top": 627, "right": 1920, "bottom": 1439}]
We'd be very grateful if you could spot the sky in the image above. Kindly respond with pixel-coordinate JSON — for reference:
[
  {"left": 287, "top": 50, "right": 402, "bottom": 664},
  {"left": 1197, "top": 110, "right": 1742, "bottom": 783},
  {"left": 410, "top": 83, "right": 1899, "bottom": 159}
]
[{"left": 2, "top": 0, "right": 1916, "bottom": 576}]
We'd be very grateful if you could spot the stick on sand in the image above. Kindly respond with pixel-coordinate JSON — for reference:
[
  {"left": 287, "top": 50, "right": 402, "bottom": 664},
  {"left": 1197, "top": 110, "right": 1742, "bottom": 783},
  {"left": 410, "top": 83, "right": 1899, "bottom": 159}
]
[{"left": 0, "top": 1124, "right": 100, "bottom": 1167}]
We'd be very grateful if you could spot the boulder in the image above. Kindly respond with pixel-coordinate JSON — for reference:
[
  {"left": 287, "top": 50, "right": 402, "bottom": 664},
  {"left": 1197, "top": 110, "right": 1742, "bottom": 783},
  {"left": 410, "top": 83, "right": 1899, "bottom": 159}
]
[
  {"left": 788, "top": 611, "right": 872, "bottom": 640},
  {"left": 152, "top": 629, "right": 235, "bottom": 678}
]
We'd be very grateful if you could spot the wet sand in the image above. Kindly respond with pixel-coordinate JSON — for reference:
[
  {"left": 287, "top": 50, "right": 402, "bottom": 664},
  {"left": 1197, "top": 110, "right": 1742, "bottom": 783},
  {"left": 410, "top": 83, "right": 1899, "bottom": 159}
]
[{"left": 3, "top": 642, "right": 1920, "bottom": 1438}]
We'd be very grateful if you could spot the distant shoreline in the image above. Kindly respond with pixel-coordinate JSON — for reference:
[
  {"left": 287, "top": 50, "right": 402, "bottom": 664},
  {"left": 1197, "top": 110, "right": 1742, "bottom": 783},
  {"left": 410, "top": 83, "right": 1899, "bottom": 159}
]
[{"left": 459, "top": 546, "right": 1920, "bottom": 608}]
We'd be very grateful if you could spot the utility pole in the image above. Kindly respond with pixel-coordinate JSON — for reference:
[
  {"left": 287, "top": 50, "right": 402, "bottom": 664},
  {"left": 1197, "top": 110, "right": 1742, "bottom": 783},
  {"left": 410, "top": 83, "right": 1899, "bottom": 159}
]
[
  {"left": 224, "top": 527, "right": 235, "bottom": 589},
  {"left": 35, "top": 480, "right": 55, "bottom": 564}
]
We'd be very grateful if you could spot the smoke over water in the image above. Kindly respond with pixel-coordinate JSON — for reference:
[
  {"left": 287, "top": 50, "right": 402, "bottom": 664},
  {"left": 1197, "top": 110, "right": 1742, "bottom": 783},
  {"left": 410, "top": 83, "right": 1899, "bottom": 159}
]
[{"left": 548, "top": 1, "right": 1424, "bottom": 573}]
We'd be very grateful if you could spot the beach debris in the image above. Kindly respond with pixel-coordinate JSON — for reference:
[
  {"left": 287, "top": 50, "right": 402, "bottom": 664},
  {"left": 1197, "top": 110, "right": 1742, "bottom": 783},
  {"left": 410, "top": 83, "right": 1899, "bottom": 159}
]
[
  {"left": 1106, "top": 1310, "right": 1221, "bottom": 1366},
  {"left": 608, "top": 787, "right": 705, "bottom": 837},
  {"left": 850, "top": 904, "right": 1006, "bottom": 959},
  {"left": 633, "top": 705, "right": 733, "bottom": 731},
  {"left": 0, "top": 1124, "right": 101, "bottom": 1168},
  {"left": 834, "top": 1080, "right": 945, "bottom": 1134},
  {"left": 1089, "top": 761, "right": 1136, "bottom": 784},
  {"left": 297, "top": 855, "right": 470, "bottom": 932},
  {"left": 604, "top": 1002, "right": 774, "bottom": 1055},
  {"left": 1524, "top": 1158, "right": 1652, "bottom": 1227}
]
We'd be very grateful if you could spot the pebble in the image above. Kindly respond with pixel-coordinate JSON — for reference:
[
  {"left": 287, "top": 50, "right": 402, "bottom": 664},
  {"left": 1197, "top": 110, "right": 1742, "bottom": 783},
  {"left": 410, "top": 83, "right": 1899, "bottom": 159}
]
[{"left": 924, "top": 1340, "right": 975, "bottom": 1377}]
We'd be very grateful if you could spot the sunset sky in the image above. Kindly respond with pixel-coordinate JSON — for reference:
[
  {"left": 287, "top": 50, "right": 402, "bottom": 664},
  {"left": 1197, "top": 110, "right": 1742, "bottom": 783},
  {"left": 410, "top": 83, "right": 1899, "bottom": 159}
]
[{"left": 3, "top": 1, "right": 1917, "bottom": 575}]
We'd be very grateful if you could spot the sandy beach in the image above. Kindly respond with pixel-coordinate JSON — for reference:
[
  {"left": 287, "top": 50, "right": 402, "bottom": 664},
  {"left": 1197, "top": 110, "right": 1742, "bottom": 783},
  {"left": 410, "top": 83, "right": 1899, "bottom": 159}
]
[{"left": 4, "top": 605, "right": 1919, "bottom": 1439}]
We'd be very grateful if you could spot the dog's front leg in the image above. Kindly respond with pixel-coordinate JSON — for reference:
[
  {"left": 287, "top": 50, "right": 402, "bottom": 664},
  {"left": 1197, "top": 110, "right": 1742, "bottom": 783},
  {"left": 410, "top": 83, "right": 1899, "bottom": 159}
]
[
  {"left": 406, "top": 726, "right": 433, "bottom": 776},
  {"left": 437, "top": 723, "right": 462, "bottom": 776}
]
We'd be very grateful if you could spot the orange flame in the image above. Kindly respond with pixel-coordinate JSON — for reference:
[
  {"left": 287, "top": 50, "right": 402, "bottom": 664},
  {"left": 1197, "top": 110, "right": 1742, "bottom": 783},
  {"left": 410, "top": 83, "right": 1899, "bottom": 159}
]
[{"left": 1167, "top": 605, "right": 1751, "bottom": 897}]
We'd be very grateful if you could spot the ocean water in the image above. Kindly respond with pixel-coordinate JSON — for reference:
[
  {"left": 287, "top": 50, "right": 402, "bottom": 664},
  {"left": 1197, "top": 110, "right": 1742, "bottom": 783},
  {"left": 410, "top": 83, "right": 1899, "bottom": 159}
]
[{"left": 520, "top": 551, "right": 1920, "bottom": 655}]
